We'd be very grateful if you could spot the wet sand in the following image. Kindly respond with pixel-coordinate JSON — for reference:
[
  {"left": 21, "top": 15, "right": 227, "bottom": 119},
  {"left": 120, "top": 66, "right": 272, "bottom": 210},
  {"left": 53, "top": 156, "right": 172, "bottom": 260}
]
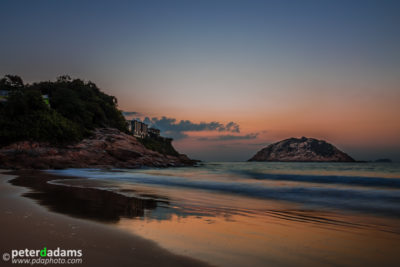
[
  {"left": 0, "top": 170, "right": 209, "bottom": 267},
  {"left": 3, "top": 169, "right": 400, "bottom": 267}
]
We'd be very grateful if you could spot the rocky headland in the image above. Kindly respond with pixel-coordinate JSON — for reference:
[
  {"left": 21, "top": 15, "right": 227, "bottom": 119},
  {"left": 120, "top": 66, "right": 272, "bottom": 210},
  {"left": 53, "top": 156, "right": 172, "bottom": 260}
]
[{"left": 0, "top": 128, "right": 197, "bottom": 169}]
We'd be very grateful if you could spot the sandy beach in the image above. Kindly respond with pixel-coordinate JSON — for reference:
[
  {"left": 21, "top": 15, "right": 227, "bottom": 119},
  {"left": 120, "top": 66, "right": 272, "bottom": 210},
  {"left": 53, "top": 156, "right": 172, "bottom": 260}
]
[
  {"left": 2, "top": 165, "right": 400, "bottom": 267},
  {"left": 0, "top": 170, "right": 209, "bottom": 267}
]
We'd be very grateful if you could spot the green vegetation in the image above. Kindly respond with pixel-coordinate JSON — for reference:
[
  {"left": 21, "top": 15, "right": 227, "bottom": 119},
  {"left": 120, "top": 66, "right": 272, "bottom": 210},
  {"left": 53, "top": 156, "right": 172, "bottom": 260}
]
[
  {"left": 139, "top": 137, "right": 179, "bottom": 156},
  {"left": 0, "top": 75, "right": 128, "bottom": 146}
]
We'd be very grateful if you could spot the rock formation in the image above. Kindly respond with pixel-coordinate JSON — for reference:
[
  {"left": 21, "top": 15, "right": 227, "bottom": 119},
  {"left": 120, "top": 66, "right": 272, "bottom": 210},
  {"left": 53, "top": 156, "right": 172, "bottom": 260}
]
[
  {"left": 0, "top": 128, "right": 197, "bottom": 169},
  {"left": 249, "top": 137, "right": 355, "bottom": 162}
]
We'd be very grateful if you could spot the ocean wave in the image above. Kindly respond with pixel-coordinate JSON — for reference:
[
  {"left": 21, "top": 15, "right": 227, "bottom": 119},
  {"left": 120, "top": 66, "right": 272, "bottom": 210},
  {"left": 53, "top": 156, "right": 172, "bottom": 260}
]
[
  {"left": 47, "top": 169, "right": 400, "bottom": 217},
  {"left": 236, "top": 170, "right": 400, "bottom": 188}
]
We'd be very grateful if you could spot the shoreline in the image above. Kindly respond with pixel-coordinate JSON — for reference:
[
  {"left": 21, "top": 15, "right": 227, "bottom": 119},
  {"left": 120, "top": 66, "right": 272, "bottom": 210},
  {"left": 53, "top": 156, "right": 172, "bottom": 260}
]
[
  {"left": 3, "top": 166, "right": 400, "bottom": 267},
  {"left": 0, "top": 170, "right": 210, "bottom": 267}
]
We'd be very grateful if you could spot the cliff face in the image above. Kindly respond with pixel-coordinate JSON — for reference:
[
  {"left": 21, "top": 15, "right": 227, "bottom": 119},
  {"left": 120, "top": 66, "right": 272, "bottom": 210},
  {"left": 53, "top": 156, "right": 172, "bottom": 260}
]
[
  {"left": 0, "top": 128, "right": 196, "bottom": 169},
  {"left": 249, "top": 137, "right": 355, "bottom": 162}
]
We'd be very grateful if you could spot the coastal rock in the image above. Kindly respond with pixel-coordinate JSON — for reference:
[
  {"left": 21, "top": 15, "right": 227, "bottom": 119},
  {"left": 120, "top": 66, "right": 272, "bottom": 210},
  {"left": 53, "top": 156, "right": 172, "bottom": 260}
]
[
  {"left": 0, "top": 128, "right": 197, "bottom": 169},
  {"left": 248, "top": 137, "right": 355, "bottom": 162}
]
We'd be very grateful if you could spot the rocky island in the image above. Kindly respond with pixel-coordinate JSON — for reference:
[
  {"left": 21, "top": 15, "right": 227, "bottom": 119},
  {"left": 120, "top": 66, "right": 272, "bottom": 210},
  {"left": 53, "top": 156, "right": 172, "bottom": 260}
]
[{"left": 249, "top": 137, "right": 355, "bottom": 162}]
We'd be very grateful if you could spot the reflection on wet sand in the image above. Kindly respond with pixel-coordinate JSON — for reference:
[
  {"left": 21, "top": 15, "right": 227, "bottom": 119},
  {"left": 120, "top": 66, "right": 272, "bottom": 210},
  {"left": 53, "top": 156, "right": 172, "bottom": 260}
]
[
  {"left": 118, "top": 210, "right": 400, "bottom": 267},
  {"left": 9, "top": 170, "right": 162, "bottom": 222}
]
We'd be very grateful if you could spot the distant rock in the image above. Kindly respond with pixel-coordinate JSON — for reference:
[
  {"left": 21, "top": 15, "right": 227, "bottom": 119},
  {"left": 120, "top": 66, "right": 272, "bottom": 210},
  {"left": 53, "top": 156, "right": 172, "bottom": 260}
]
[
  {"left": 248, "top": 137, "right": 355, "bottom": 162},
  {"left": 374, "top": 158, "right": 392, "bottom": 163},
  {"left": 0, "top": 128, "right": 197, "bottom": 169}
]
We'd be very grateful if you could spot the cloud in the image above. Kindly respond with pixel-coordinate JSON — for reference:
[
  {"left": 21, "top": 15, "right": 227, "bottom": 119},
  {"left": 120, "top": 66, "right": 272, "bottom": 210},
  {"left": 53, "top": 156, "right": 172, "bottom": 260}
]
[
  {"left": 141, "top": 116, "right": 241, "bottom": 140},
  {"left": 198, "top": 133, "right": 259, "bottom": 141},
  {"left": 217, "top": 133, "right": 259, "bottom": 140},
  {"left": 225, "top": 122, "right": 240, "bottom": 133}
]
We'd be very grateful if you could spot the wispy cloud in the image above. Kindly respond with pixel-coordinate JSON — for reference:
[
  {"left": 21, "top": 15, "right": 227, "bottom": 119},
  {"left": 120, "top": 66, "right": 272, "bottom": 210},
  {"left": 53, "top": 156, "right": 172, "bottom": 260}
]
[
  {"left": 225, "top": 122, "right": 240, "bottom": 133},
  {"left": 198, "top": 133, "right": 259, "bottom": 141},
  {"left": 140, "top": 116, "right": 241, "bottom": 140}
]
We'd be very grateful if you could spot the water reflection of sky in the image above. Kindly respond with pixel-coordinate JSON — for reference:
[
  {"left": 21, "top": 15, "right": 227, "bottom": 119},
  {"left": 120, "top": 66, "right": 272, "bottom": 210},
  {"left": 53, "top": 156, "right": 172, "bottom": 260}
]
[{"left": 118, "top": 208, "right": 400, "bottom": 267}]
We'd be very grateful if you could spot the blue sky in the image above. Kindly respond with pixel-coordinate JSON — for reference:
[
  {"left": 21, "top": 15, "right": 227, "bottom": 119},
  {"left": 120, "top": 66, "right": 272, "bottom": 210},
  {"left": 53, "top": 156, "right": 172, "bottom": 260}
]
[{"left": 1, "top": 0, "right": 399, "bottom": 161}]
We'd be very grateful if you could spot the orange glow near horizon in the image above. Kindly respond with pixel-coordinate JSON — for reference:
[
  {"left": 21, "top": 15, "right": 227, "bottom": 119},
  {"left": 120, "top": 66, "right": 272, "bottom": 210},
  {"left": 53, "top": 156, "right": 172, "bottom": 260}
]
[{"left": 121, "top": 84, "right": 400, "bottom": 160}]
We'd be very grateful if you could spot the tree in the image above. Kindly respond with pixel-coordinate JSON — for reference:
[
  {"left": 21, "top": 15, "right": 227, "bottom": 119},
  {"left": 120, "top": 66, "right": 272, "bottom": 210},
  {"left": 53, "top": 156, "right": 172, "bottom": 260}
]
[
  {"left": 56, "top": 75, "right": 72, "bottom": 83},
  {"left": 0, "top": 75, "right": 129, "bottom": 147},
  {"left": 0, "top": 75, "right": 24, "bottom": 90}
]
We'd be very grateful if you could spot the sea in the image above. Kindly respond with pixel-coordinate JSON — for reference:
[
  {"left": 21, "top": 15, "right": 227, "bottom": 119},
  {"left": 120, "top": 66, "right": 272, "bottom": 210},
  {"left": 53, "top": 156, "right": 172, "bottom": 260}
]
[{"left": 47, "top": 162, "right": 400, "bottom": 267}]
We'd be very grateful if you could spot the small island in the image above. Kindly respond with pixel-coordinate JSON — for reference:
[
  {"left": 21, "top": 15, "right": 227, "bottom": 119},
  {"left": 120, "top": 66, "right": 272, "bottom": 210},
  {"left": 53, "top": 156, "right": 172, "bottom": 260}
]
[{"left": 248, "top": 137, "right": 355, "bottom": 162}]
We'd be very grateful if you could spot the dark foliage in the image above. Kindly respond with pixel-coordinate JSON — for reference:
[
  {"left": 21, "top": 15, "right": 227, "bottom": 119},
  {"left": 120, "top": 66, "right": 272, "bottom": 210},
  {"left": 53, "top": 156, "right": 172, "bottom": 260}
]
[
  {"left": 138, "top": 137, "right": 179, "bottom": 156},
  {"left": 0, "top": 74, "right": 24, "bottom": 90},
  {"left": 0, "top": 75, "right": 128, "bottom": 146}
]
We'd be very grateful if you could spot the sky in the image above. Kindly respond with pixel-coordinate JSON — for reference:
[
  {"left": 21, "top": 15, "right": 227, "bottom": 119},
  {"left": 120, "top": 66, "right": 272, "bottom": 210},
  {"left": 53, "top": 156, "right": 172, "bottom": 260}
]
[{"left": 1, "top": 0, "right": 399, "bottom": 161}]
